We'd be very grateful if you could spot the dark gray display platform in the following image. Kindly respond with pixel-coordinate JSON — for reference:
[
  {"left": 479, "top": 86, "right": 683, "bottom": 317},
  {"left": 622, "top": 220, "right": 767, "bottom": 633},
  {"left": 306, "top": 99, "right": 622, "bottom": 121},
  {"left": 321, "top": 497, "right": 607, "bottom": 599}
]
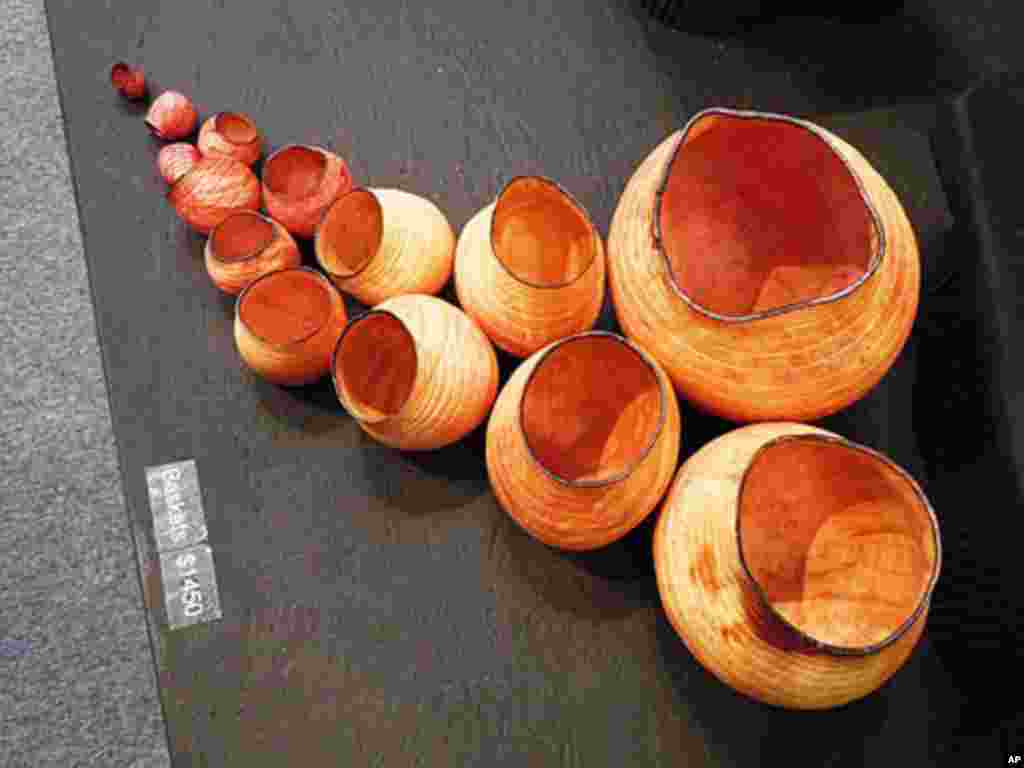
[{"left": 46, "top": 0, "right": 1008, "bottom": 764}]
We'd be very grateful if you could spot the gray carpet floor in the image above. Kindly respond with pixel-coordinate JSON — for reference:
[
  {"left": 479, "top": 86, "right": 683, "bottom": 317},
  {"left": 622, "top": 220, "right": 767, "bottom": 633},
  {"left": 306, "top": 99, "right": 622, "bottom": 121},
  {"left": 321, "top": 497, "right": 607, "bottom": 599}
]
[{"left": 0, "top": 0, "right": 169, "bottom": 764}]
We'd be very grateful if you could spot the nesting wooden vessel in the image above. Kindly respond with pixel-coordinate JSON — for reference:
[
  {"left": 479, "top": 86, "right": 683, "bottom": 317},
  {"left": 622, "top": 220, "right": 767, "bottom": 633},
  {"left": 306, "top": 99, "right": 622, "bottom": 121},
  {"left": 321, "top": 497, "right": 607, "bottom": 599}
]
[
  {"left": 316, "top": 188, "right": 455, "bottom": 306},
  {"left": 332, "top": 294, "right": 498, "bottom": 451},
  {"left": 455, "top": 177, "right": 605, "bottom": 358},
  {"left": 653, "top": 422, "right": 941, "bottom": 709},
  {"left": 197, "top": 112, "right": 263, "bottom": 167},
  {"left": 168, "top": 156, "right": 261, "bottom": 235},
  {"left": 487, "top": 332, "right": 680, "bottom": 551},
  {"left": 205, "top": 212, "right": 301, "bottom": 295},
  {"left": 234, "top": 267, "right": 348, "bottom": 386},
  {"left": 608, "top": 108, "right": 920, "bottom": 422},
  {"left": 262, "top": 145, "right": 352, "bottom": 238}
]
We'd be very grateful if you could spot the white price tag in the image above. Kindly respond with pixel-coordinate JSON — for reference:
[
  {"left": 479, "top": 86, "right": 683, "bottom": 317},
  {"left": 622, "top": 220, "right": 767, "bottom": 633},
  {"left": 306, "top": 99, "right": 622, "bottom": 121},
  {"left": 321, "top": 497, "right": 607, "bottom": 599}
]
[{"left": 159, "top": 544, "right": 222, "bottom": 629}]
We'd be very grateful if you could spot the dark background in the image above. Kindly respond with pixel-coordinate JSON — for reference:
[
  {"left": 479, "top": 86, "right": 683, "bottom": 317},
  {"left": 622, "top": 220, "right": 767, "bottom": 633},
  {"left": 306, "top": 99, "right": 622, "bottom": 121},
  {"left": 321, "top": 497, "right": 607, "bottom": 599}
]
[{"left": 44, "top": 0, "right": 1022, "bottom": 764}]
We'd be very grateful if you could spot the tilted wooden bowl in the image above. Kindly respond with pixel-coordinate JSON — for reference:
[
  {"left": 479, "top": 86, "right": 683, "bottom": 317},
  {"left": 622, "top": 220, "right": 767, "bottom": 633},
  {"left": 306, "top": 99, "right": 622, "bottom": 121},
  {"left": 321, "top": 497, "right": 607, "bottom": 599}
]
[
  {"left": 455, "top": 176, "right": 605, "bottom": 359},
  {"left": 316, "top": 187, "right": 454, "bottom": 306},
  {"left": 332, "top": 294, "right": 498, "bottom": 451},
  {"left": 487, "top": 332, "right": 681, "bottom": 550},
  {"left": 654, "top": 422, "right": 941, "bottom": 709},
  {"left": 234, "top": 267, "right": 348, "bottom": 387},
  {"left": 608, "top": 108, "right": 920, "bottom": 422},
  {"left": 205, "top": 211, "right": 300, "bottom": 296}
]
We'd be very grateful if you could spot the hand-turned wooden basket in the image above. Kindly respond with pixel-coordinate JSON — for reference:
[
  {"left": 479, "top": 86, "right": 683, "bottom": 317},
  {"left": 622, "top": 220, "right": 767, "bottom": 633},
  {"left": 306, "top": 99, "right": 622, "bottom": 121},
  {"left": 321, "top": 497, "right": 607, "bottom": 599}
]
[
  {"left": 487, "top": 332, "right": 681, "bottom": 550},
  {"left": 234, "top": 267, "right": 348, "bottom": 387},
  {"left": 262, "top": 144, "right": 352, "bottom": 238},
  {"left": 608, "top": 108, "right": 920, "bottom": 422},
  {"left": 205, "top": 211, "right": 301, "bottom": 295},
  {"left": 316, "top": 188, "right": 455, "bottom": 306},
  {"left": 332, "top": 294, "right": 498, "bottom": 451},
  {"left": 654, "top": 422, "right": 941, "bottom": 709},
  {"left": 455, "top": 176, "right": 605, "bottom": 359}
]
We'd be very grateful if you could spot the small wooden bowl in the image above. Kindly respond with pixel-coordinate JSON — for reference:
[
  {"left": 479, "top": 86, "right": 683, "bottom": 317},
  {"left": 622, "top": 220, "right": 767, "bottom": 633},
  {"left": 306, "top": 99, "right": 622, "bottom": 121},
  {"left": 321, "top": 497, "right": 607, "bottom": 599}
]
[
  {"left": 316, "top": 188, "right": 455, "bottom": 305},
  {"left": 654, "top": 422, "right": 941, "bottom": 709},
  {"left": 455, "top": 177, "right": 605, "bottom": 358},
  {"left": 205, "top": 212, "right": 301, "bottom": 295},
  {"left": 234, "top": 267, "right": 347, "bottom": 386},
  {"left": 332, "top": 294, "right": 498, "bottom": 451},
  {"left": 486, "top": 332, "right": 681, "bottom": 550},
  {"left": 197, "top": 112, "right": 263, "bottom": 167},
  {"left": 608, "top": 108, "right": 920, "bottom": 422},
  {"left": 262, "top": 145, "right": 352, "bottom": 238},
  {"left": 167, "top": 155, "right": 261, "bottom": 235}
]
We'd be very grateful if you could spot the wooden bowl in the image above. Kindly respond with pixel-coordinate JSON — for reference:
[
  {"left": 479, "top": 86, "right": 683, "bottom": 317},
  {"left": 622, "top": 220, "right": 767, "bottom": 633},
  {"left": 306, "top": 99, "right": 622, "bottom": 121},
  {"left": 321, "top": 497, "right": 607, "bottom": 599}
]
[
  {"left": 197, "top": 112, "right": 263, "bottom": 167},
  {"left": 332, "top": 294, "right": 498, "bottom": 451},
  {"left": 487, "top": 332, "right": 681, "bottom": 550},
  {"left": 608, "top": 108, "right": 920, "bottom": 422},
  {"left": 205, "top": 211, "right": 301, "bottom": 295},
  {"left": 316, "top": 188, "right": 455, "bottom": 305},
  {"left": 654, "top": 422, "right": 941, "bottom": 709},
  {"left": 234, "top": 267, "right": 348, "bottom": 386},
  {"left": 262, "top": 145, "right": 352, "bottom": 238},
  {"left": 455, "top": 177, "right": 605, "bottom": 358}
]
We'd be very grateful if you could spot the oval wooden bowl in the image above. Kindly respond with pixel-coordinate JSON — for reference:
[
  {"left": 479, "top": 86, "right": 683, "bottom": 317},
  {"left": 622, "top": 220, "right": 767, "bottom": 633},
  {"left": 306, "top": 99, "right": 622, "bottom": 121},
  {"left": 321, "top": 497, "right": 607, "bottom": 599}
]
[
  {"left": 332, "top": 294, "right": 498, "bottom": 451},
  {"left": 486, "top": 332, "right": 681, "bottom": 551},
  {"left": 607, "top": 108, "right": 920, "bottom": 422},
  {"left": 198, "top": 112, "right": 263, "bottom": 167},
  {"left": 167, "top": 156, "right": 261, "bottom": 235},
  {"left": 262, "top": 145, "right": 352, "bottom": 238},
  {"left": 234, "top": 267, "right": 348, "bottom": 386},
  {"left": 455, "top": 177, "right": 605, "bottom": 359},
  {"left": 205, "top": 212, "right": 301, "bottom": 295},
  {"left": 316, "top": 188, "right": 455, "bottom": 305},
  {"left": 653, "top": 422, "right": 941, "bottom": 709}
]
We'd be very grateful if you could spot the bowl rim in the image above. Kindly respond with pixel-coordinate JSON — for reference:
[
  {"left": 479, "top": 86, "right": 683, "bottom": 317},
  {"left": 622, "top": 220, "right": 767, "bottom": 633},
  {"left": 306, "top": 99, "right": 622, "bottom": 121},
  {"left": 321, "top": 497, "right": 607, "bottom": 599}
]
[
  {"left": 734, "top": 432, "right": 943, "bottom": 657},
  {"left": 516, "top": 330, "right": 670, "bottom": 489},
  {"left": 330, "top": 306, "right": 419, "bottom": 425},
  {"left": 489, "top": 175, "right": 601, "bottom": 290},
  {"left": 652, "top": 106, "right": 887, "bottom": 324},
  {"left": 235, "top": 266, "right": 341, "bottom": 349}
]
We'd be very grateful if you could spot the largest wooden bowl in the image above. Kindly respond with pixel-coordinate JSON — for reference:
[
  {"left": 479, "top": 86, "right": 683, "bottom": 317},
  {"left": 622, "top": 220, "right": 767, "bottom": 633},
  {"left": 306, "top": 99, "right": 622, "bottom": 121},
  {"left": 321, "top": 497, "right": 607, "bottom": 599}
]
[
  {"left": 608, "top": 108, "right": 920, "bottom": 422},
  {"left": 654, "top": 422, "right": 941, "bottom": 709}
]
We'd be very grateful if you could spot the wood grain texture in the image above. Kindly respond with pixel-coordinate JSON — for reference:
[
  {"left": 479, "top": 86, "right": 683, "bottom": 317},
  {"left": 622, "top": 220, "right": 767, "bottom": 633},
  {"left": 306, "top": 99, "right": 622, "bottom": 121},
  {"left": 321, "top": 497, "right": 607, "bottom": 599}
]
[
  {"left": 455, "top": 178, "right": 605, "bottom": 358},
  {"left": 168, "top": 155, "right": 261, "bottom": 234},
  {"left": 263, "top": 145, "right": 352, "bottom": 238},
  {"left": 197, "top": 112, "right": 264, "bottom": 167},
  {"left": 45, "top": 0, "right": 969, "bottom": 763},
  {"left": 738, "top": 435, "right": 939, "bottom": 653},
  {"left": 204, "top": 212, "right": 301, "bottom": 295},
  {"left": 333, "top": 294, "right": 498, "bottom": 450},
  {"left": 234, "top": 267, "right": 347, "bottom": 386},
  {"left": 487, "top": 333, "right": 680, "bottom": 550},
  {"left": 654, "top": 423, "right": 933, "bottom": 709},
  {"left": 317, "top": 188, "right": 455, "bottom": 305},
  {"left": 608, "top": 109, "right": 920, "bottom": 423}
]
